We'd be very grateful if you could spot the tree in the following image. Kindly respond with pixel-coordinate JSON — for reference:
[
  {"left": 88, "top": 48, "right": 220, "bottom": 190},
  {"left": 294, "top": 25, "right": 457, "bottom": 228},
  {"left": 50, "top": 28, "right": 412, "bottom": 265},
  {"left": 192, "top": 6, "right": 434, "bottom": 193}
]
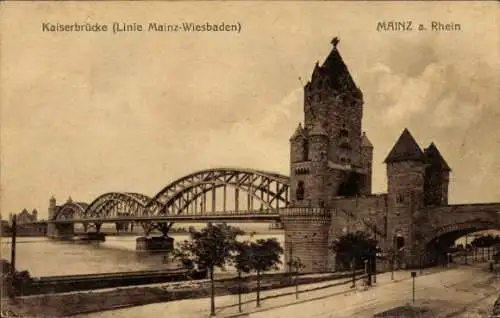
[
  {"left": 331, "top": 231, "right": 378, "bottom": 288},
  {"left": 247, "top": 238, "right": 284, "bottom": 307},
  {"left": 232, "top": 241, "right": 253, "bottom": 313},
  {"left": 288, "top": 256, "right": 306, "bottom": 299},
  {"left": 172, "top": 223, "right": 244, "bottom": 317},
  {"left": 1, "top": 259, "right": 32, "bottom": 297}
]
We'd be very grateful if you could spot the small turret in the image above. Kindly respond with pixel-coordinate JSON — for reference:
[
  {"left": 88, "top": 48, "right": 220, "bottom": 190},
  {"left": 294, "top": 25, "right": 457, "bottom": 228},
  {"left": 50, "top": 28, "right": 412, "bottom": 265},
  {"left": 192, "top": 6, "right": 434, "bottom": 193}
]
[
  {"left": 290, "top": 123, "right": 308, "bottom": 163},
  {"left": 309, "top": 124, "right": 328, "bottom": 162},
  {"left": 423, "top": 142, "right": 452, "bottom": 206},
  {"left": 360, "top": 132, "right": 373, "bottom": 195},
  {"left": 50, "top": 196, "right": 56, "bottom": 208},
  {"left": 48, "top": 196, "right": 57, "bottom": 220}
]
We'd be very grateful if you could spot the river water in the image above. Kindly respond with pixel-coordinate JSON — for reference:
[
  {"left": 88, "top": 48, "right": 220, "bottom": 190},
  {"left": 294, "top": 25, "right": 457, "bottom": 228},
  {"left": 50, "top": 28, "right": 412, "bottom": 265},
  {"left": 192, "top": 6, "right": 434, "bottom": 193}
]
[{"left": 0, "top": 233, "right": 285, "bottom": 277}]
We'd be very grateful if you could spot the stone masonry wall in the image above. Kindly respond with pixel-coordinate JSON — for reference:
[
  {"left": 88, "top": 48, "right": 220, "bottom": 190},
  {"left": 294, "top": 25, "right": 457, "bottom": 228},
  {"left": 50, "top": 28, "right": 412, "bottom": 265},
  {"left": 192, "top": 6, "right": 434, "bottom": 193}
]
[
  {"left": 328, "top": 195, "right": 389, "bottom": 250},
  {"left": 280, "top": 208, "right": 331, "bottom": 273}
]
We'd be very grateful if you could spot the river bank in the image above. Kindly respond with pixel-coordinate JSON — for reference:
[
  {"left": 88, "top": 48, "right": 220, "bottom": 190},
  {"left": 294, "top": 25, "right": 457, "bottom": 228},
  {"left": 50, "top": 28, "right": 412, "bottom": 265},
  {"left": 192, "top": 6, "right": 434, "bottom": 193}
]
[{"left": 1, "top": 270, "right": 363, "bottom": 317}]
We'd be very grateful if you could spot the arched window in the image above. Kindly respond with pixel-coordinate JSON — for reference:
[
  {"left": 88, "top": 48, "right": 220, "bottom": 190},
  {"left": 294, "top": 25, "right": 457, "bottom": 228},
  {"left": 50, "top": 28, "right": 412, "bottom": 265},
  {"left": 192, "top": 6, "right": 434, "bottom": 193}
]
[
  {"left": 296, "top": 181, "right": 305, "bottom": 201},
  {"left": 394, "top": 235, "right": 405, "bottom": 250}
]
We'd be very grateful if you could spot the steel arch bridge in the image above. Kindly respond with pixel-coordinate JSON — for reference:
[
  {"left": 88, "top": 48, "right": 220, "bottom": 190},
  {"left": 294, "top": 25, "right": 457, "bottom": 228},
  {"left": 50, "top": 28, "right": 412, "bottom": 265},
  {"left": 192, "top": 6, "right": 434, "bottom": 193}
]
[
  {"left": 147, "top": 168, "right": 290, "bottom": 216},
  {"left": 50, "top": 168, "right": 291, "bottom": 235}
]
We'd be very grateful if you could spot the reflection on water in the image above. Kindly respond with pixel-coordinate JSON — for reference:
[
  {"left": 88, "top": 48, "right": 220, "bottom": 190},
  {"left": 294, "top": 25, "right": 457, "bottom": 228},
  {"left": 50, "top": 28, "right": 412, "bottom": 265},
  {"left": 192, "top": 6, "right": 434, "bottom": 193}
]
[{"left": 0, "top": 234, "right": 284, "bottom": 277}]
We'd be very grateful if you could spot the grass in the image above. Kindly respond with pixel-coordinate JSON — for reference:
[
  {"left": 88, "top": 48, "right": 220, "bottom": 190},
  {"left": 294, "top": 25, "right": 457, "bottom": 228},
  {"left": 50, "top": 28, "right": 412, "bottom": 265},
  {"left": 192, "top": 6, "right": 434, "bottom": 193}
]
[{"left": 374, "top": 305, "right": 434, "bottom": 318}]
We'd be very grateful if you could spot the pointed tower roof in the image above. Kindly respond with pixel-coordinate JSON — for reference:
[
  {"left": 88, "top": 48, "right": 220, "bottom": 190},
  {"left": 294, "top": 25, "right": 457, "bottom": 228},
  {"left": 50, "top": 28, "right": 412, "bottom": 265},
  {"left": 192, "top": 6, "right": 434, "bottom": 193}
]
[
  {"left": 424, "top": 142, "right": 452, "bottom": 171},
  {"left": 384, "top": 128, "right": 425, "bottom": 163},
  {"left": 316, "top": 37, "right": 358, "bottom": 92},
  {"left": 361, "top": 132, "right": 373, "bottom": 148},
  {"left": 290, "top": 123, "right": 306, "bottom": 140}
]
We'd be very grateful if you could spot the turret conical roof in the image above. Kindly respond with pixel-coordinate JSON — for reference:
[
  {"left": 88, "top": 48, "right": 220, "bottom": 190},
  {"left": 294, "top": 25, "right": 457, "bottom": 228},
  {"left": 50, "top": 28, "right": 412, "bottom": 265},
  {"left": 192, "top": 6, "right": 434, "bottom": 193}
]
[
  {"left": 361, "top": 132, "right": 373, "bottom": 148},
  {"left": 384, "top": 128, "right": 425, "bottom": 163},
  {"left": 424, "top": 142, "right": 451, "bottom": 171},
  {"left": 290, "top": 123, "right": 306, "bottom": 141}
]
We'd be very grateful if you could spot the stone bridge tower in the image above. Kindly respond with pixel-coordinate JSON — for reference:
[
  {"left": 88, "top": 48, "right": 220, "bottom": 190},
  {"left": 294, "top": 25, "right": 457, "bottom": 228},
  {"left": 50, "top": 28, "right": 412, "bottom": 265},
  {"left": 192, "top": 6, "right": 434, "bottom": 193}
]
[
  {"left": 384, "top": 129, "right": 427, "bottom": 258},
  {"left": 282, "top": 38, "right": 373, "bottom": 272}
]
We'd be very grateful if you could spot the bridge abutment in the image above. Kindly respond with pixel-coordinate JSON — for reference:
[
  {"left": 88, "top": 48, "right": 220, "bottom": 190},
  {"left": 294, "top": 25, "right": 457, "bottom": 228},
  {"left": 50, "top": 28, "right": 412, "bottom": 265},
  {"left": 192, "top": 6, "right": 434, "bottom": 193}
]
[{"left": 280, "top": 208, "right": 332, "bottom": 273}]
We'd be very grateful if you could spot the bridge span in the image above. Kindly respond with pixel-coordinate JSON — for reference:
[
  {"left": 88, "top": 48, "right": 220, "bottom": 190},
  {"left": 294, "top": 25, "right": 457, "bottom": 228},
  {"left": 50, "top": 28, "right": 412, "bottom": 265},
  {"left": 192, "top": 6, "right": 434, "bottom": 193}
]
[{"left": 46, "top": 168, "right": 290, "bottom": 243}]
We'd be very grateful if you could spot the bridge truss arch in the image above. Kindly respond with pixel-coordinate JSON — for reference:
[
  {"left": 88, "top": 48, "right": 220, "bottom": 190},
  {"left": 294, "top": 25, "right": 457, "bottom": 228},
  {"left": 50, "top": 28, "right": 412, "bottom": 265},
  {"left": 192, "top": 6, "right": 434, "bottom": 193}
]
[
  {"left": 83, "top": 192, "right": 162, "bottom": 219},
  {"left": 53, "top": 201, "right": 88, "bottom": 221},
  {"left": 146, "top": 168, "right": 291, "bottom": 217}
]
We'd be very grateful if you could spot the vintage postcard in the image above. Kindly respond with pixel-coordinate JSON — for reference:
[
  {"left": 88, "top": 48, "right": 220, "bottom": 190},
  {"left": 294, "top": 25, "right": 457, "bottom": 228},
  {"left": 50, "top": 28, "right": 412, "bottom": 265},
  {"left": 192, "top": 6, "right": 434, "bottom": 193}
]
[{"left": 1, "top": 1, "right": 499, "bottom": 317}]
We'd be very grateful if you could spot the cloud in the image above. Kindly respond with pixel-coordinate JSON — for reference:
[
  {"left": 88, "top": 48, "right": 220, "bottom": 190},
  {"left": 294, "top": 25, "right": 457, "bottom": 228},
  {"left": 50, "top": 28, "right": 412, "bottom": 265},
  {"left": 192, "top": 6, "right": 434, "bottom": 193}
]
[
  {"left": 364, "top": 57, "right": 497, "bottom": 130},
  {"left": 187, "top": 88, "right": 303, "bottom": 174}
]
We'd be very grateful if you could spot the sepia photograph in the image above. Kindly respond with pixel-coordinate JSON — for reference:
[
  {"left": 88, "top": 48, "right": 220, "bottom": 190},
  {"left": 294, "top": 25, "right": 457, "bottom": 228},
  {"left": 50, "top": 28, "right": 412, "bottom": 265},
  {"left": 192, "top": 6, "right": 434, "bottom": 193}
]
[{"left": 0, "top": 1, "right": 499, "bottom": 317}]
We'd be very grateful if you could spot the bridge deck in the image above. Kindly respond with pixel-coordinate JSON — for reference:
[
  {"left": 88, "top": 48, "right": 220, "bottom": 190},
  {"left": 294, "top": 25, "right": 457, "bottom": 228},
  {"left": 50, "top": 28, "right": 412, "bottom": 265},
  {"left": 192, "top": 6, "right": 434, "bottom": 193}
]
[{"left": 50, "top": 214, "right": 281, "bottom": 224}]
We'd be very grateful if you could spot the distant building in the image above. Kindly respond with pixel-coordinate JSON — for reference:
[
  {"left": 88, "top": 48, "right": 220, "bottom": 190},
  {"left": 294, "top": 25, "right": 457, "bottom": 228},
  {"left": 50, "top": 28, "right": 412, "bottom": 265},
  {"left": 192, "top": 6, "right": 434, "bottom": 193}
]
[
  {"left": 10, "top": 208, "right": 46, "bottom": 236},
  {"left": 16, "top": 209, "right": 38, "bottom": 224}
]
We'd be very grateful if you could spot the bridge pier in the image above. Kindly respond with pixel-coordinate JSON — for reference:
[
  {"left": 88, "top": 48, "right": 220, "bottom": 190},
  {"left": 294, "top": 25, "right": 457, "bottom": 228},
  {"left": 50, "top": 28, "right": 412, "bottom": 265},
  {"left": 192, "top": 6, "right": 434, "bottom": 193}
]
[
  {"left": 136, "top": 222, "right": 175, "bottom": 252},
  {"left": 75, "top": 232, "right": 106, "bottom": 242},
  {"left": 136, "top": 236, "right": 174, "bottom": 252},
  {"left": 47, "top": 223, "right": 75, "bottom": 239}
]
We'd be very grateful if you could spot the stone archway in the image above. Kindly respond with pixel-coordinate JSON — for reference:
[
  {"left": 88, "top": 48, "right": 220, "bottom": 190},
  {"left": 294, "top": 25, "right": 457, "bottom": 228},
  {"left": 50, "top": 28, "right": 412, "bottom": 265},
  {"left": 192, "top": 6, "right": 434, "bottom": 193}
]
[{"left": 422, "top": 221, "right": 500, "bottom": 266}]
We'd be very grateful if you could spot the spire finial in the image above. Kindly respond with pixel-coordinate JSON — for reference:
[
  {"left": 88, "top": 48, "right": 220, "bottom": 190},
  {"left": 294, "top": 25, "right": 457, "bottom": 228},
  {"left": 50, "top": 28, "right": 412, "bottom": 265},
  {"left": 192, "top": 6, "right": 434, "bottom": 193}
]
[{"left": 331, "top": 37, "right": 340, "bottom": 48}]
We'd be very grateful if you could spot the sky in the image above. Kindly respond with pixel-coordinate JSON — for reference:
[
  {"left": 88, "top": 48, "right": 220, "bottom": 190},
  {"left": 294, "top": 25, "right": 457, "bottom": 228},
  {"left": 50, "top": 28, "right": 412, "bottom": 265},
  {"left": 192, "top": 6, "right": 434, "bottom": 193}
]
[{"left": 1, "top": 2, "right": 499, "bottom": 219}]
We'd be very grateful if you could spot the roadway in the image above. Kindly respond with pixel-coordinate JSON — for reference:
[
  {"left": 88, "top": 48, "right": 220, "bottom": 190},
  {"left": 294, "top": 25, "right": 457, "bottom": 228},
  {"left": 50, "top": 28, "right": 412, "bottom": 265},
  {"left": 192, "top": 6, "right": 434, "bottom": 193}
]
[
  {"left": 81, "top": 263, "right": 499, "bottom": 318},
  {"left": 246, "top": 264, "right": 499, "bottom": 318}
]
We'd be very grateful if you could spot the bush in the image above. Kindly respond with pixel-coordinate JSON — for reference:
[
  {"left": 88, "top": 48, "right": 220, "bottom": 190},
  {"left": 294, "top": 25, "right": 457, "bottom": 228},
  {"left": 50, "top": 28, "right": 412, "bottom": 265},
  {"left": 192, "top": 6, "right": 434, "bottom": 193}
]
[
  {"left": 493, "top": 297, "right": 500, "bottom": 316},
  {"left": 1, "top": 259, "right": 33, "bottom": 297}
]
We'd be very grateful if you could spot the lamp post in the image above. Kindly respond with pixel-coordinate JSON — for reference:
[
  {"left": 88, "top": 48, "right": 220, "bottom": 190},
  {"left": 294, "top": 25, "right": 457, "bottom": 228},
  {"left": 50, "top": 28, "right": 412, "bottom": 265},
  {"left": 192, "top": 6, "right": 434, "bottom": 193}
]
[
  {"left": 11, "top": 215, "right": 17, "bottom": 273},
  {"left": 287, "top": 234, "right": 293, "bottom": 283}
]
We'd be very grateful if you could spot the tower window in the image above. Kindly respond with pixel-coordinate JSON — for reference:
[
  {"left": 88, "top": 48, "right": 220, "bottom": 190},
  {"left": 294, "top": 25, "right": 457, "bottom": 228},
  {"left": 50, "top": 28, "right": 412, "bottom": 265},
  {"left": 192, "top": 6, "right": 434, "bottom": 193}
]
[
  {"left": 296, "top": 181, "right": 305, "bottom": 201},
  {"left": 303, "top": 140, "right": 309, "bottom": 161},
  {"left": 396, "top": 193, "right": 405, "bottom": 204},
  {"left": 339, "top": 141, "right": 351, "bottom": 150}
]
